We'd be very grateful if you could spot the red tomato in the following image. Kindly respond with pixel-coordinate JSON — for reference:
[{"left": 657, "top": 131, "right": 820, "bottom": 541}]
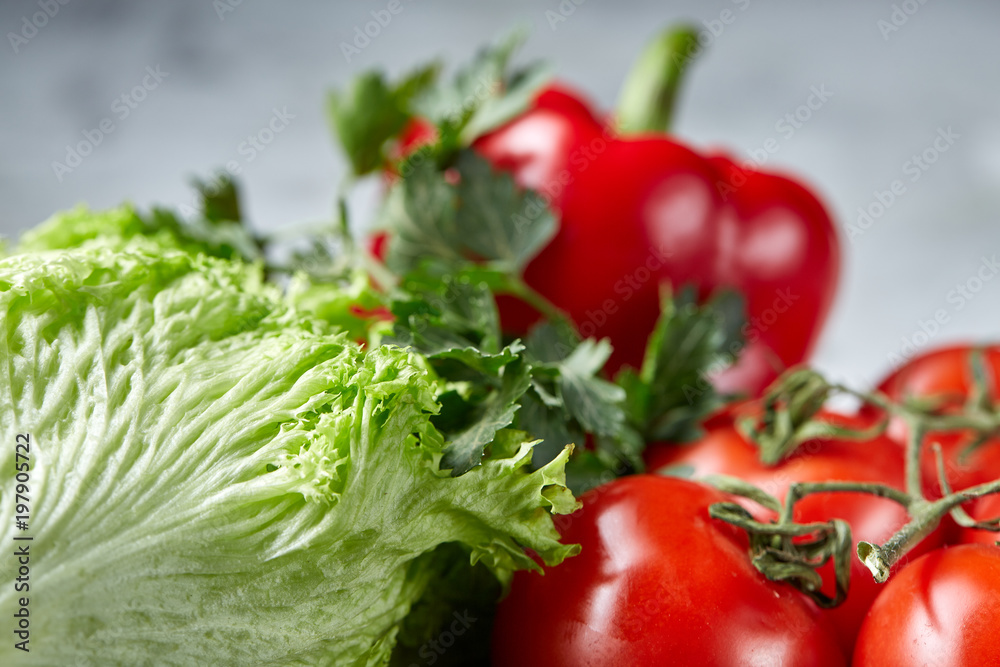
[
  {"left": 645, "top": 410, "right": 905, "bottom": 503},
  {"left": 645, "top": 410, "right": 942, "bottom": 655},
  {"left": 853, "top": 544, "right": 1000, "bottom": 665},
  {"left": 869, "top": 344, "right": 1000, "bottom": 496},
  {"left": 958, "top": 492, "right": 1000, "bottom": 546},
  {"left": 492, "top": 475, "right": 846, "bottom": 666},
  {"left": 919, "top": 429, "right": 1000, "bottom": 498},
  {"left": 875, "top": 344, "right": 1000, "bottom": 406}
]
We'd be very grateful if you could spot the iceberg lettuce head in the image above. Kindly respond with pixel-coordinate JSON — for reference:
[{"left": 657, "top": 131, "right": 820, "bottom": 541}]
[{"left": 0, "top": 240, "right": 576, "bottom": 666}]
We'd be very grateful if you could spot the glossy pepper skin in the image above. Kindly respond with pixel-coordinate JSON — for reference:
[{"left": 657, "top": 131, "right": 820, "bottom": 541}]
[
  {"left": 469, "top": 85, "right": 840, "bottom": 393},
  {"left": 389, "top": 84, "right": 840, "bottom": 393}
]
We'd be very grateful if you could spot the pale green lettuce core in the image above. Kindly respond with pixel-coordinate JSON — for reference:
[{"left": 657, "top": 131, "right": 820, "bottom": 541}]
[{"left": 0, "top": 242, "right": 577, "bottom": 665}]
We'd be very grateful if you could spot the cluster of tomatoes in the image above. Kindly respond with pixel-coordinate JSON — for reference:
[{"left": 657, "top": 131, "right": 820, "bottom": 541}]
[
  {"left": 374, "top": 45, "right": 999, "bottom": 661},
  {"left": 492, "top": 345, "right": 1000, "bottom": 665},
  {"left": 442, "top": 81, "right": 1000, "bottom": 664}
]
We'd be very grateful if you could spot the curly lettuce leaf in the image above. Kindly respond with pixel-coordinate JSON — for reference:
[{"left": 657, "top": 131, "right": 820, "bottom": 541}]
[
  {"left": 17, "top": 202, "right": 260, "bottom": 261},
  {"left": 0, "top": 245, "right": 576, "bottom": 666},
  {"left": 286, "top": 270, "right": 393, "bottom": 345}
]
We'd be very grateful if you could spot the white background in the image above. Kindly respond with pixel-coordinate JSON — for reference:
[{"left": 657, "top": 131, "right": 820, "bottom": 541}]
[{"left": 2, "top": 0, "right": 998, "bottom": 387}]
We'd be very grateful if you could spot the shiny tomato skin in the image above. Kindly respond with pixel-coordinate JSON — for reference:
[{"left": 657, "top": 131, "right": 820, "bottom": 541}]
[
  {"left": 853, "top": 544, "right": 1000, "bottom": 666},
  {"left": 919, "top": 429, "right": 1000, "bottom": 499},
  {"left": 492, "top": 475, "right": 846, "bottom": 667},
  {"left": 645, "top": 410, "right": 906, "bottom": 502},
  {"left": 868, "top": 344, "right": 1000, "bottom": 496},
  {"left": 644, "top": 410, "right": 942, "bottom": 655},
  {"left": 958, "top": 493, "right": 1000, "bottom": 546},
  {"left": 874, "top": 344, "right": 1000, "bottom": 406}
]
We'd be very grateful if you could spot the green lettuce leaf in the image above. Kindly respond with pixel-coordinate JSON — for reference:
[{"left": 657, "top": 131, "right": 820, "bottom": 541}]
[
  {"left": 0, "top": 244, "right": 576, "bottom": 666},
  {"left": 286, "top": 270, "right": 393, "bottom": 345},
  {"left": 17, "top": 202, "right": 260, "bottom": 261}
]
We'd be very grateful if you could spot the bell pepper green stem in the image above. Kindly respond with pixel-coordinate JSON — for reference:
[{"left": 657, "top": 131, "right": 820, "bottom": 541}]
[{"left": 616, "top": 26, "right": 701, "bottom": 134}]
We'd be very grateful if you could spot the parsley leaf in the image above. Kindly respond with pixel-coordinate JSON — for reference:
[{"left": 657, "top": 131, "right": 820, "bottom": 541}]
[
  {"left": 620, "top": 286, "right": 746, "bottom": 443},
  {"left": 328, "top": 64, "right": 439, "bottom": 176},
  {"left": 559, "top": 339, "right": 626, "bottom": 437},
  {"left": 386, "top": 273, "right": 532, "bottom": 476},
  {"left": 517, "top": 323, "right": 644, "bottom": 492},
  {"left": 386, "top": 276, "right": 641, "bottom": 486},
  {"left": 453, "top": 151, "right": 557, "bottom": 273},
  {"left": 382, "top": 150, "right": 556, "bottom": 277},
  {"left": 412, "top": 29, "right": 550, "bottom": 148},
  {"left": 193, "top": 172, "right": 242, "bottom": 224},
  {"left": 382, "top": 159, "right": 462, "bottom": 270},
  {"left": 387, "top": 272, "right": 512, "bottom": 373},
  {"left": 439, "top": 357, "right": 533, "bottom": 476}
]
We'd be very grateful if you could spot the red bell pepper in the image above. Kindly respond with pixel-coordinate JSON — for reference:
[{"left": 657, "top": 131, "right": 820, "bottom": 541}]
[{"left": 393, "top": 28, "right": 840, "bottom": 395}]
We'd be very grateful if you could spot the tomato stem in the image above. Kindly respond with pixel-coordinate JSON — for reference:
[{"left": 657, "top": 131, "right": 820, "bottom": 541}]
[
  {"left": 713, "top": 353, "right": 1000, "bottom": 599},
  {"left": 778, "top": 481, "right": 910, "bottom": 526},
  {"left": 858, "top": 480, "right": 1000, "bottom": 581},
  {"left": 901, "top": 414, "right": 926, "bottom": 499}
]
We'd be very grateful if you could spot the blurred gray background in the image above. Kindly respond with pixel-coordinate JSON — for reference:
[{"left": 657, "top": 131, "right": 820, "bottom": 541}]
[{"left": 2, "top": 0, "right": 998, "bottom": 386}]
